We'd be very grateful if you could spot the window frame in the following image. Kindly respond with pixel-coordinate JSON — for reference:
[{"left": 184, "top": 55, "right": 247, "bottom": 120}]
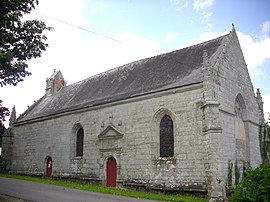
[
  {"left": 159, "top": 114, "right": 174, "bottom": 157},
  {"left": 76, "top": 127, "right": 84, "bottom": 157}
]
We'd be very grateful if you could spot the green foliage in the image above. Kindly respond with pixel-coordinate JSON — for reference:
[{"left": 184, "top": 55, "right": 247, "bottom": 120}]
[
  {"left": 260, "top": 123, "right": 270, "bottom": 164},
  {"left": 234, "top": 162, "right": 240, "bottom": 186},
  {"left": 0, "top": 100, "right": 8, "bottom": 145},
  {"left": 0, "top": 0, "right": 52, "bottom": 86},
  {"left": 230, "top": 164, "right": 270, "bottom": 202},
  {"left": 228, "top": 161, "right": 233, "bottom": 190},
  {"left": 243, "top": 161, "right": 251, "bottom": 179},
  {"left": 0, "top": 100, "right": 9, "bottom": 124},
  {"left": 0, "top": 124, "right": 6, "bottom": 147}
]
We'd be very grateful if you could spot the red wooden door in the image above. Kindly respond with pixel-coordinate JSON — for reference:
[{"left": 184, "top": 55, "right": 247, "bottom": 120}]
[
  {"left": 106, "top": 157, "right": 117, "bottom": 187},
  {"left": 46, "top": 157, "right": 52, "bottom": 177}
]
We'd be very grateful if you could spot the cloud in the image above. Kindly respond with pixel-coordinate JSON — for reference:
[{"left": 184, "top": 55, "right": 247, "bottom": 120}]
[
  {"left": 1, "top": 0, "right": 161, "bottom": 125},
  {"left": 263, "top": 94, "right": 270, "bottom": 119},
  {"left": 237, "top": 27, "right": 270, "bottom": 76},
  {"left": 183, "top": 31, "right": 228, "bottom": 47},
  {"left": 202, "top": 12, "right": 212, "bottom": 19},
  {"left": 192, "top": 1, "right": 214, "bottom": 29},
  {"left": 164, "top": 32, "right": 179, "bottom": 43},
  {"left": 170, "top": 0, "right": 189, "bottom": 9},
  {"left": 193, "top": 0, "right": 214, "bottom": 12},
  {"left": 182, "top": 26, "right": 270, "bottom": 119},
  {"left": 89, "top": 2, "right": 105, "bottom": 14},
  {"left": 27, "top": 0, "right": 88, "bottom": 27},
  {"left": 183, "top": 25, "right": 270, "bottom": 77},
  {"left": 261, "top": 20, "right": 270, "bottom": 39},
  {"left": 84, "top": 32, "right": 160, "bottom": 74},
  {"left": 207, "top": 23, "right": 213, "bottom": 30}
]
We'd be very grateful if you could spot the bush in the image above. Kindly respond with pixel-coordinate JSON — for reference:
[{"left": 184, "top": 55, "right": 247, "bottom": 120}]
[{"left": 230, "top": 164, "right": 270, "bottom": 202}]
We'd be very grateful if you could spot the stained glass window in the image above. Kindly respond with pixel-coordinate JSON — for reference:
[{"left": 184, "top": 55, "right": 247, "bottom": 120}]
[
  {"left": 160, "top": 115, "right": 174, "bottom": 157},
  {"left": 76, "top": 128, "right": 84, "bottom": 157}
]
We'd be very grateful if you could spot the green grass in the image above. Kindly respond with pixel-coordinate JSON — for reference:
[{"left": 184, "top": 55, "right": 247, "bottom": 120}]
[{"left": 0, "top": 173, "right": 207, "bottom": 202}]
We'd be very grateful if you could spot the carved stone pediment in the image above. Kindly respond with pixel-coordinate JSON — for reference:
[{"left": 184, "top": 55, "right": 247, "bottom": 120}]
[{"left": 98, "top": 125, "right": 124, "bottom": 140}]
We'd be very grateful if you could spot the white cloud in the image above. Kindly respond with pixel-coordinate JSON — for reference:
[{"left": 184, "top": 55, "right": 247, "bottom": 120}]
[
  {"left": 1, "top": 0, "right": 161, "bottom": 128},
  {"left": 237, "top": 31, "right": 270, "bottom": 76},
  {"left": 192, "top": 1, "right": 214, "bottom": 29},
  {"left": 27, "top": 0, "right": 88, "bottom": 27},
  {"left": 261, "top": 20, "right": 270, "bottom": 39},
  {"left": 182, "top": 26, "right": 270, "bottom": 120},
  {"left": 183, "top": 27, "right": 270, "bottom": 77},
  {"left": 202, "top": 12, "right": 212, "bottom": 19},
  {"left": 184, "top": 31, "right": 228, "bottom": 47},
  {"left": 89, "top": 2, "right": 105, "bottom": 14},
  {"left": 170, "top": 0, "right": 189, "bottom": 9},
  {"left": 193, "top": 0, "right": 214, "bottom": 12},
  {"left": 164, "top": 32, "right": 179, "bottom": 43},
  {"left": 207, "top": 23, "right": 213, "bottom": 30},
  {"left": 263, "top": 94, "right": 270, "bottom": 120}
]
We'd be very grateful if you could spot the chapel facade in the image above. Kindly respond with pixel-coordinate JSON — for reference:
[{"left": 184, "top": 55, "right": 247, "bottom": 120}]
[{"left": 2, "top": 26, "right": 263, "bottom": 202}]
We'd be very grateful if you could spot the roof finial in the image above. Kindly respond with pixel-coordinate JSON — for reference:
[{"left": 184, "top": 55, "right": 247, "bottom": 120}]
[
  {"left": 9, "top": 105, "right": 16, "bottom": 127},
  {"left": 256, "top": 88, "right": 265, "bottom": 125},
  {"left": 231, "top": 23, "right": 236, "bottom": 33}
]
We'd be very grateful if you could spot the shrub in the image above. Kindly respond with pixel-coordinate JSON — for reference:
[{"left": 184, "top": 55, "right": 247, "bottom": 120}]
[{"left": 230, "top": 164, "right": 270, "bottom": 202}]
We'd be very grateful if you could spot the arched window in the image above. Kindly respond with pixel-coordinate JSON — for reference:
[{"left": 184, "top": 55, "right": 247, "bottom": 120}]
[
  {"left": 76, "top": 128, "right": 84, "bottom": 157},
  {"left": 160, "top": 115, "right": 174, "bottom": 157}
]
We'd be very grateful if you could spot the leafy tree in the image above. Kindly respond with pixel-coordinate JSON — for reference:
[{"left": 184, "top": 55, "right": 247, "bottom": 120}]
[
  {"left": 0, "top": 0, "right": 52, "bottom": 126},
  {"left": 0, "top": 124, "right": 6, "bottom": 147},
  {"left": 0, "top": 100, "right": 9, "bottom": 147},
  {"left": 1, "top": 0, "right": 52, "bottom": 86},
  {"left": 0, "top": 100, "right": 9, "bottom": 124}
]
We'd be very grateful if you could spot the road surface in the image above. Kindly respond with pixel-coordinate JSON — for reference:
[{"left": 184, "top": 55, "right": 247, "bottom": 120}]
[{"left": 0, "top": 177, "right": 162, "bottom": 202}]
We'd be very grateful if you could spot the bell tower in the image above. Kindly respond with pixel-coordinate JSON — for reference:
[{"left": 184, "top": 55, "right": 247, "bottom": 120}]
[{"left": 45, "top": 70, "right": 66, "bottom": 96}]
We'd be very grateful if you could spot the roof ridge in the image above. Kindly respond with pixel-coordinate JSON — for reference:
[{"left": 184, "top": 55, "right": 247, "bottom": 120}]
[
  {"left": 17, "top": 33, "right": 229, "bottom": 123},
  {"left": 68, "top": 33, "right": 230, "bottom": 88}
]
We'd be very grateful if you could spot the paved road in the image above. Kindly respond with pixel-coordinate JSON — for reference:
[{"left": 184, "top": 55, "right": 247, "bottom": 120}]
[
  {"left": 0, "top": 177, "right": 162, "bottom": 202},
  {"left": 0, "top": 194, "right": 29, "bottom": 202}
]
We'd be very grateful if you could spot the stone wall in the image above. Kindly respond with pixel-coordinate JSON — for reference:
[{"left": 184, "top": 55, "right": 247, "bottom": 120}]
[
  {"left": 3, "top": 28, "right": 262, "bottom": 201},
  {"left": 10, "top": 83, "right": 207, "bottom": 191},
  {"left": 214, "top": 28, "right": 261, "bottom": 191}
]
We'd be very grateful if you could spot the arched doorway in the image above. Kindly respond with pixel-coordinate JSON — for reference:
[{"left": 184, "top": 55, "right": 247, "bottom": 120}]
[
  {"left": 106, "top": 157, "right": 117, "bottom": 187},
  {"left": 46, "top": 156, "right": 53, "bottom": 177}
]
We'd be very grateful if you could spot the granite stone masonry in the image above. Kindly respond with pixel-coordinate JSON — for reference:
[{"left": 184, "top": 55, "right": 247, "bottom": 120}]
[{"left": 2, "top": 26, "right": 263, "bottom": 202}]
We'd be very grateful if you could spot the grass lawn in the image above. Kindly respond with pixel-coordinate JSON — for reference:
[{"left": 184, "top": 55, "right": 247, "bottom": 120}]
[{"left": 0, "top": 173, "right": 207, "bottom": 202}]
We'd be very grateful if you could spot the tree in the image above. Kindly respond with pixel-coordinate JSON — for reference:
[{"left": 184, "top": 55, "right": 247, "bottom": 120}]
[
  {"left": 0, "top": 124, "right": 6, "bottom": 147},
  {"left": 0, "top": 100, "right": 9, "bottom": 146},
  {"left": 0, "top": 0, "right": 52, "bottom": 87},
  {"left": 0, "top": 0, "right": 52, "bottom": 127}
]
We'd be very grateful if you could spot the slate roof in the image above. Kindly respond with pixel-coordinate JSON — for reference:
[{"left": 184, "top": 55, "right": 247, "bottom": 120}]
[{"left": 17, "top": 34, "right": 229, "bottom": 123}]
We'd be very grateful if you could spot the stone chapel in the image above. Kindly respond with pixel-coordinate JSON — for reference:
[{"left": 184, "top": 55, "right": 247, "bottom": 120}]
[{"left": 2, "top": 26, "right": 264, "bottom": 201}]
